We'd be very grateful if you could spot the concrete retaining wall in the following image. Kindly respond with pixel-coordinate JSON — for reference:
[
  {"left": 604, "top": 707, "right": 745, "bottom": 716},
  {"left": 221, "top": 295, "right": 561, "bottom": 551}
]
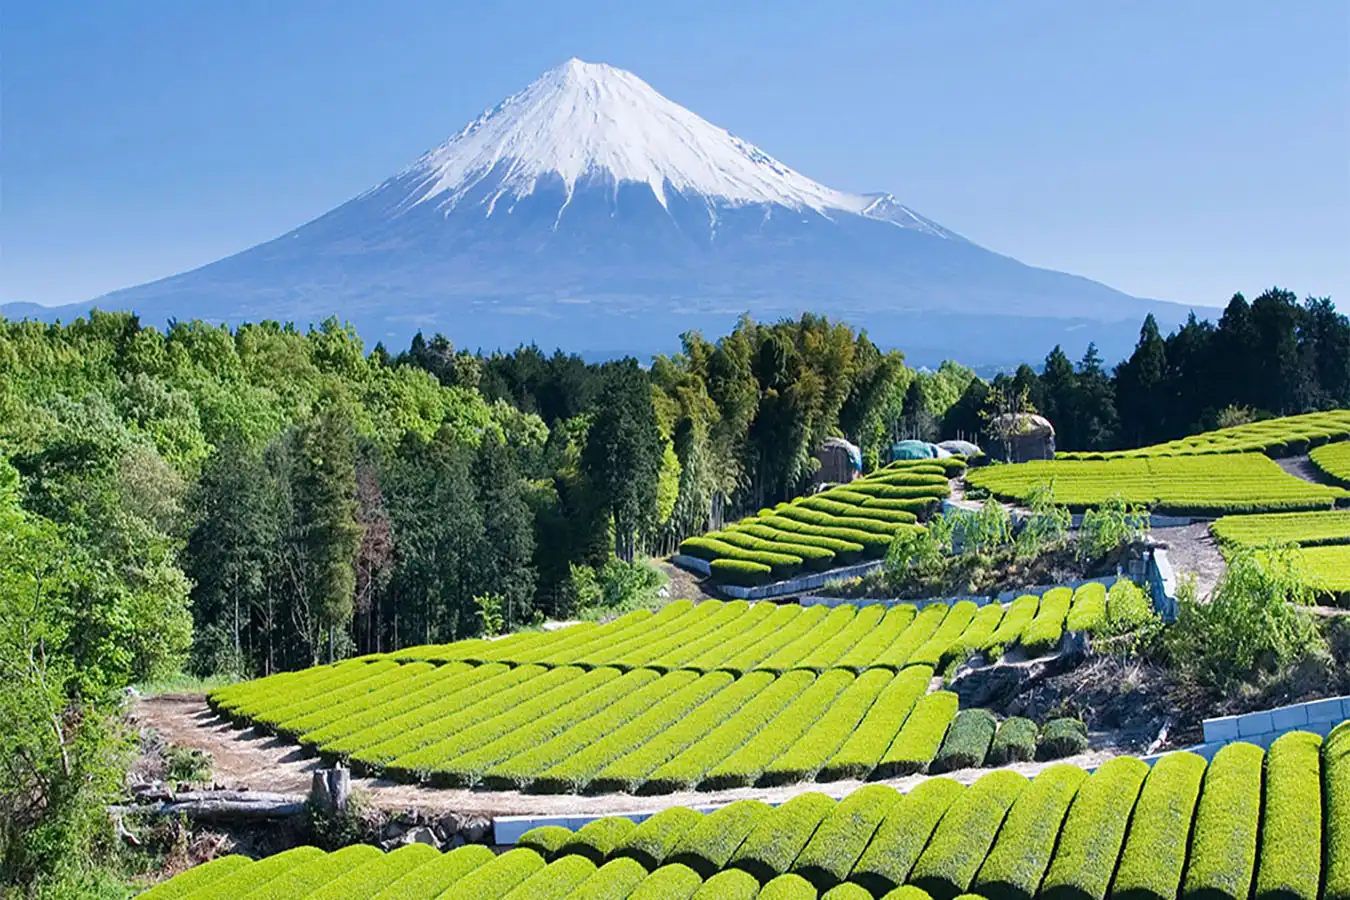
[
  {"left": 669, "top": 555, "right": 883, "bottom": 601},
  {"left": 799, "top": 574, "right": 1120, "bottom": 610}
]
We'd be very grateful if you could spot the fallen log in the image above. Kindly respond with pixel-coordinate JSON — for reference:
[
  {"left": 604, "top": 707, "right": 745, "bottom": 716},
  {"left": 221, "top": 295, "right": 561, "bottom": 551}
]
[{"left": 110, "top": 792, "right": 306, "bottom": 822}]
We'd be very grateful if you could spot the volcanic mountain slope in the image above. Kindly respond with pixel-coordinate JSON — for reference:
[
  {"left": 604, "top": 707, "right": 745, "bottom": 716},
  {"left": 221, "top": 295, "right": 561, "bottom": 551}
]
[{"left": 9, "top": 59, "right": 1189, "bottom": 364}]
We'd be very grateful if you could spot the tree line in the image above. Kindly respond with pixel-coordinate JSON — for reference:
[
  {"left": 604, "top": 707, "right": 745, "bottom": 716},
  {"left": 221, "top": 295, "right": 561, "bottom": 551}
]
[{"left": 1, "top": 288, "right": 1345, "bottom": 890}]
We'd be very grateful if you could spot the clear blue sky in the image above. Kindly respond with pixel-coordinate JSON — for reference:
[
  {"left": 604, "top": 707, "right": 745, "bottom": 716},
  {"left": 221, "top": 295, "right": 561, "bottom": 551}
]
[{"left": 4, "top": 0, "right": 1347, "bottom": 310}]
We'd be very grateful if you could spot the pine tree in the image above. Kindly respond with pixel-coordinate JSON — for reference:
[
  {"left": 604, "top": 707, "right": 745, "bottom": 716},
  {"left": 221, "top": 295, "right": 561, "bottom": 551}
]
[{"left": 292, "top": 407, "right": 361, "bottom": 663}]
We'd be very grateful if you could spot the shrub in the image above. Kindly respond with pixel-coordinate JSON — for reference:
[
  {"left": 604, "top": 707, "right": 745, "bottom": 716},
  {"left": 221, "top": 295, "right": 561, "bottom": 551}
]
[
  {"left": 429, "top": 667, "right": 654, "bottom": 786},
  {"left": 798, "top": 604, "right": 886, "bottom": 670},
  {"left": 760, "top": 873, "right": 819, "bottom": 899},
  {"left": 881, "top": 890, "right": 938, "bottom": 900},
  {"left": 699, "top": 671, "right": 850, "bottom": 790},
  {"left": 533, "top": 672, "right": 732, "bottom": 794},
  {"left": 387, "top": 666, "right": 617, "bottom": 781},
  {"left": 1110, "top": 751, "right": 1210, "bottom": 900},
  {"left": 753, "top": 608, "right": 858, "bottom": 676},
  {"left": 609, "top": 806, "right": 705, "bottom": 870},
  {"left": 1038, "top": 756, "right": 1149, "bottom": 900},
  {"left": 819, "top": 665, "right": 932, "bottom": 781},
  {"left": 519, "top": 825, "right": 575, "bottom": 860},
  {"left": 939, "top": 602, "right": 1006, "bottom": 670},
  {"left": 626, "top": 863, "right": 704, "bottom": 900},
  {"left": 734, "top": 523, "right": 865, "bottom": 559},
  {"left": 970, "top": 764, "right": 1087, "bottom": 900},
  {"left": 760, "top": 669, "right": 892, "bottom": 786},
  {"left": 1254, "top": 731, "right": 1323, "bottom": 900},
  {"left": 1180, "top": 741, "right": 1264, "bottom": 900},
  {"left": 929, "top": 709, "right": 997, "bottom": 773},
  {"left": 759, "top": 515, "right": 894, "bottom": 556},
  {"left": 1167, "top": 547, "right": 1319, "bottom": 689},
  {"left": 668, "top": 799, "right": 771, "bottom": 878},
  {"left": 503, "top": 855, "right": 599, "bottom": 900},
  {"left": 593, "top": 672, "right": 776, "bottom": 794},
  {"left": 874, "top": 603, "right": 950, "bottom": 669},
  {"left": 1018, "top": 587, "right": 1071, "bottom": 657},
  {"left": 822, "top": 885, "right": 874, "bottom": 900},
  {"left": 1063, "top": 582, "right": 1107, "bottom": 632},
  {"left": 713, "top": 529, "right": 837, "bottom": 570},
  {"left": 834, "top": 605, "right": 918, "bottom": 672},
  {"left": 568, "top": 858, "right": 652, "bottom": 900},
  {"left": 1325, "top": 721, "right": 1350, "bottom": 900},
  {"left": 776, "top": 504, "right": 905, "bottom": 535},
  {"left": 706, "top": 558, "right": 774, "bottom": 586},
  {"left": 691, "top": 869, "right": 761, "bottom": 899},
  {"left": 179, "top": 847, "right": 340, "bottom": 895},
  {"left": 1037, "top": 718, "right": 1088, "bottom": 760},
  {"left": 907, "top": 770, "right": 1029, "bottom": 900},
  {"left": 439, "top": 847, "right": 547, "bottom": 900},
  {"left": 728, "top": 791, "right": 835, "bottom": 882},
  {"left": 982, "top": 595, "right": 1038, "bottom": 660},
  {"left": 850, "top": 777, "right": 965, "bottom": 895},
  {"left": 488, "top": 671, "right": 701, "bottom": 790},
  {"left": 559, "top": 817, "right": 638, "bottom": 864},
  {"left": 984, "top": 717, "right": 1038, "bottom": 767},
  {"left": 908, "top": 601, "right": 979, "bottom": 668},
  {"left": 136, "top": 855, "right": 253, "bottom": 899},
  {"left": 873, "top": 690, "right": 959, "bottom": 778},
  {"left": 368, "top": 845, "right": 496, "bottom": 899},
  {"left": 791, "top": 784, "right": 901, "bottom": 889}
]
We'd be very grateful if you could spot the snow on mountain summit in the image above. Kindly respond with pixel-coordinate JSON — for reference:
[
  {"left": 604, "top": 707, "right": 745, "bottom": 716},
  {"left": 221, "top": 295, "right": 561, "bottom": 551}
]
[{"left": 400, "top": 58, "right": 936, "bottom": 228}]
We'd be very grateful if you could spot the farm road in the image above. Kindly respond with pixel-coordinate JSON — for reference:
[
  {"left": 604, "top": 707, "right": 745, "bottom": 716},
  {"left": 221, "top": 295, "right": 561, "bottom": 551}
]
[{"left": 134, "top": 693, "right": 1114, "bottom": 818}]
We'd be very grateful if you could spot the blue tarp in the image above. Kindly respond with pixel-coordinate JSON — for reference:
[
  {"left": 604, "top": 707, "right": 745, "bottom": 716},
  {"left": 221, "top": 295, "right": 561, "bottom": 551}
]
[{"left": 890, "top": 439, "right": 937, "bottom": 460}]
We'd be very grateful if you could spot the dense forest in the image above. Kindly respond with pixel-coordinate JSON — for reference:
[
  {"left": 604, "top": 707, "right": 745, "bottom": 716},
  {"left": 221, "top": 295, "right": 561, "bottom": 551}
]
[{"left": 1, "top": 285, "right": 1346, "bottom": 891}]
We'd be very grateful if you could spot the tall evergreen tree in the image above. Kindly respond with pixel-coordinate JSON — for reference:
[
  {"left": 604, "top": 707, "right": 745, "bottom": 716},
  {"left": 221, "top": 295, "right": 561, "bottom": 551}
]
[
  {"left": 582, "top": 361, "right": 663, "bottom": 562},
  {"left": 1115, "top": 315, "right": 1167, "bottom": 447},
  {"left": 1075, "top": 343, "right": 1119, "bottom": 451},
  {"left": 292, "top": 406, "right": 361, "bottom": 663},
  {"left": 1039, "top": 346, "right": 1077, "bottom": 441},
  {"left": 471, "top": 433, "right": 536, "bottom": 628}
]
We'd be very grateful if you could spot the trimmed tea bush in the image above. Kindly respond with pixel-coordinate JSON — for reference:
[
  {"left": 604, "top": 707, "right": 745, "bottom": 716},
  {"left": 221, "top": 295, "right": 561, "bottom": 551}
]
[
  {"left": 792, "top": 784, "right": 901, "bottom": 890},
  {"left": 851, "top": 778, "right": 966, "bottom": 895},
  {"left": 984, "top": 717, "right": 1038, "bottom": 767},
  {"left": 1324, "top": 721, "right": 1350, "bottom": 900},
  {"left": 729, "top": 791, "right": 835, "bottom": 882},
  {"left": 1254, "top": 732, "right": 1323, "bottom": 900},
  {"left": 669, "top": 799, "right": 772, "bottom": 878},
  {"left": 1038, "top": 756, "right": 1149, "bottom": 900},
  {"left": 971, "top": 764, "right": 1086, "bottom": 900},
  {"left": 1110, "top": 751, "right": 1207, "bottom": 900},
  {"left": 873, "top": 690, "right": 959, "bottom": 778},
  {"left": 929, "top": 708, "right": 997, "bottom": 773},
  {"left": 1038, "top": 718, "right": 1089, "bottom": 760},
  {"left": 1180, "top": 741, "right": 1264, "bottom": 900},
  {"left": 907, "top": 770, "right": 1029, "bottom": 900}
]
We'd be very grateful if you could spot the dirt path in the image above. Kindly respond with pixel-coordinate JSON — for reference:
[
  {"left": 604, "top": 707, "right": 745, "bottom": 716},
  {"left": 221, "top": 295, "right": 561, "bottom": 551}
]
[
  {"left": 1152, "top": 523, "right": 1226, "bottom": 600},
  {"left": 657, "top": 558, "right": 723, "bottom": 602},
  {"left": 1277, "top": 454, "right": 1333, "bottom": 485},
  {"left": 133, "top": 694, "right": 1115, "bottom": 818}
]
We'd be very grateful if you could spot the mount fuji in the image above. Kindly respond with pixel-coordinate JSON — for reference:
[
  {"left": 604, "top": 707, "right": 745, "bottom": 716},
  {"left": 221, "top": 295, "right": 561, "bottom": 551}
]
[{"left": 9, "top": 59, "right": 1188, "bottom": 364}]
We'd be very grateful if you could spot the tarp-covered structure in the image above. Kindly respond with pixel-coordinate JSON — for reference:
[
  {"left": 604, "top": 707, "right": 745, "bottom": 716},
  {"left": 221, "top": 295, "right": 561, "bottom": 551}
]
[{"left": 814, "top": 437, "right": 863, "bottom": 485}]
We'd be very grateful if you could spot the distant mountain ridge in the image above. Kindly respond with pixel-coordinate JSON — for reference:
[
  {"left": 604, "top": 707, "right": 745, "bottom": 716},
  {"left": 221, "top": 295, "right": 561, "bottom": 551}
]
[{"left": 5, "top": 58, "right": 1191, "bottom": 365}]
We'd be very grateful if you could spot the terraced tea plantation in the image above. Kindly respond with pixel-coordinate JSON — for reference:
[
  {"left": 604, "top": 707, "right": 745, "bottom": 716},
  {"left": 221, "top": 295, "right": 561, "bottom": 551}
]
[
  {"left": 1056, "top": 409, "right": 1350, "bottom": 459},
  {"left": 209, "top": 589, "right": 1113, "bottom": 793},
  {"left": 965, "top": 452, "right": 1347, "bottom": 515},
  {"left": 1211, "top": 509, "right": 1350, "bottom": 549},
  {"left": 142, "top": 724, "right": 1350, "bottom": 900},
  {"left": 1208, "top": 510, "right": 1350, "bottom": 604},
  {"left": 1313, "top": 440, "right": 1350, "bottom": 486},
  {"left": 677, "top": 459, "right": 963, "bottom": 586}
]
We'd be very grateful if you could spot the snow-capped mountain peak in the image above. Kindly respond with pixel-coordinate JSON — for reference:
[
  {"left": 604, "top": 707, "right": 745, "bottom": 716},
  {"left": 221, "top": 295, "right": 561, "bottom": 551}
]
[{"left": 402, "top": 57, "right": 875, "bottom": 218}]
